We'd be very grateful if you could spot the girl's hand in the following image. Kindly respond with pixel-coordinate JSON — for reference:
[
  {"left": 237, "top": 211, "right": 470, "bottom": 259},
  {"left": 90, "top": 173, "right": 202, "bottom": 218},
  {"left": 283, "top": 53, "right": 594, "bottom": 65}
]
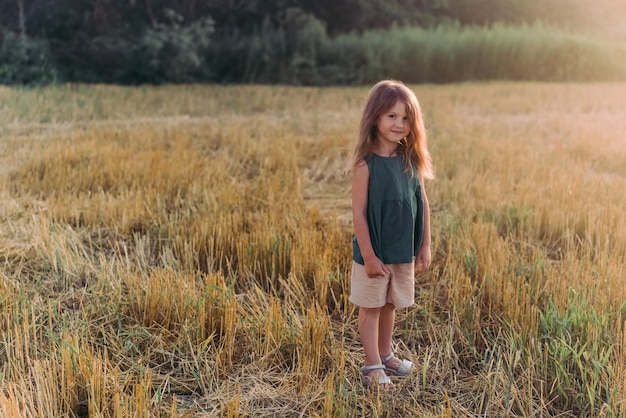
[
  {"left": 364, "top": 257, "right": 391, "bottom": 279},
  {"left": 415, "top": 245, "right": 431, "bottom": 274}
]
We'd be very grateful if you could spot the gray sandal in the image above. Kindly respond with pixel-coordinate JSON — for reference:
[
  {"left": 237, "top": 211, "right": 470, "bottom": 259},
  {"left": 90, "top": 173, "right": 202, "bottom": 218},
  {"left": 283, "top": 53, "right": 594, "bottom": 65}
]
[
  {"left": 360, "top": 364, "right": 393, "bottom": 389},
  {"left": 381, "top": 353, "right": 413, "bottom": 376}
]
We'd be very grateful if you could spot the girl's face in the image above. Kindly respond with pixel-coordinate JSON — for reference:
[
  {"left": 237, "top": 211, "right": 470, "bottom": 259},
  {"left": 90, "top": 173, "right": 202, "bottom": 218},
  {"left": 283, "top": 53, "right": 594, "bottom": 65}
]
[{"left": 376, "top": 100, "right": 409, "bottom": 147}]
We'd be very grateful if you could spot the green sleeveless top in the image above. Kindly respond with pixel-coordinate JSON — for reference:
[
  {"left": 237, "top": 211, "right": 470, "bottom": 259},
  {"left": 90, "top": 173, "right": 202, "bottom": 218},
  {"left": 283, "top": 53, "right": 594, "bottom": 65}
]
[{"left": 352, "top": 154, "right": 424, "bottom": 265}]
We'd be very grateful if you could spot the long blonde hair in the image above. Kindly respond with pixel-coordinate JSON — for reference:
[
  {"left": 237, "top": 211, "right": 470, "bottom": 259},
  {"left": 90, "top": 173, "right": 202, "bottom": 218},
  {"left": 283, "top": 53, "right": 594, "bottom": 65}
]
[{"left": 352, "top": 80, "right": 434, "bottom": 180}]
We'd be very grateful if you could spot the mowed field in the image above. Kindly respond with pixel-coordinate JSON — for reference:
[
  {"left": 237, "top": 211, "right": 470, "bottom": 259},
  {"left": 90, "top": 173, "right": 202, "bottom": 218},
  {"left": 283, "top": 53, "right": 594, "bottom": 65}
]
[{"left": 0, "top": 82, "right": 625, "bottom": 417}]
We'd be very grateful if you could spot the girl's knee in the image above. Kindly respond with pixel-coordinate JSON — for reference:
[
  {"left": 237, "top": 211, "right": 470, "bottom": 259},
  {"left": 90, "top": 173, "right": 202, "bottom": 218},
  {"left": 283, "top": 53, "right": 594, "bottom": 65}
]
[{"left": 359, "top": 306, "right": 382, "bottom": 316}]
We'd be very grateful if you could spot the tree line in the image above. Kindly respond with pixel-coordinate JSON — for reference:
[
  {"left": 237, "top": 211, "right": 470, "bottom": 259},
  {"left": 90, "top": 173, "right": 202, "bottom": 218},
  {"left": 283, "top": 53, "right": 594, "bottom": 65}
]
[{"left": 0, "top": 0, "right": 621, "bottom": 85}]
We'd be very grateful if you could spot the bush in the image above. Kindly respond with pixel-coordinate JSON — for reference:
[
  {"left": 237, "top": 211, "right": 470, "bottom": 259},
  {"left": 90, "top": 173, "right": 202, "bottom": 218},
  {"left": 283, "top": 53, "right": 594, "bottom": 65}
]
[
  {"left": 62, "top": 11, "right": 215, "bottom": 84},
  {"left": 207, "top": 9, "right": 327, "bottom": 85},
  {"left": 0, "top": 31, "right": 57, "bottom": 85},
  {"left": 135, "top": 11, "right": 214, "bottom": 83},
  {"left": 316, "top": 34, "right": 369, "bottom": 85}
]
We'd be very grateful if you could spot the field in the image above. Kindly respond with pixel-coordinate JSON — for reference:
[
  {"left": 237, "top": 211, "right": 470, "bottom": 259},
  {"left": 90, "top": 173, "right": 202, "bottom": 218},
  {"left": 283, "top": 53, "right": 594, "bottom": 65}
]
[{"left": 0, "top": 82, "right": 625, "bottom": 417}]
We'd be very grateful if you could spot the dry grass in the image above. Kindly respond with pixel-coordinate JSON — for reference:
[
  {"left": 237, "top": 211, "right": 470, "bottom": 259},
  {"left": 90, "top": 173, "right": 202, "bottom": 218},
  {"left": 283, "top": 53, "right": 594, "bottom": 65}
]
[{"left": 0, "top": 82, "right": 625, "bottom": 417}]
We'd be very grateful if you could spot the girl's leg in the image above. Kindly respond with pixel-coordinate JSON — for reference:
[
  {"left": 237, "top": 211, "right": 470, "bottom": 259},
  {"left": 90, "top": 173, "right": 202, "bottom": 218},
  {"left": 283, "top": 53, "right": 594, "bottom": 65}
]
[
  {"left": 358, "top": 306, "right": 382, "bottom": 365},
  {"left": 378, "top": 302, "right": 396, "bottom": 358},
  {"left": 359, "top": 306, "right": 394, "bottom": 388},
  {"left": 378, "top": 302, "right": 404, "bottom": 370}
]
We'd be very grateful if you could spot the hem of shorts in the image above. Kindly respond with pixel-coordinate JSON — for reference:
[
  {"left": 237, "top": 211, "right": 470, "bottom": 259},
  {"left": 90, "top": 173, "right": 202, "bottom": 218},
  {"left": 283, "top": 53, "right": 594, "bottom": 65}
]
[
  {"left": 352, "top": 257, "right": 415, "bottom": 265},
  {"left": 349, "top": 297, "right": 415, "bottom": 309},
  {"left": 348, "top": 296, "right": 386, "bottom": 309},
  {"left": 393, "top": 301, "right": 415, "bottom": 309}
]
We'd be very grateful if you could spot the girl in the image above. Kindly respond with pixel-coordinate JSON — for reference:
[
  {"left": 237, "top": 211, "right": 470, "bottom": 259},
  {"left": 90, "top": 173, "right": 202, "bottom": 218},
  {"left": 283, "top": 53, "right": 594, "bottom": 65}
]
[{"left": 350, "top": 80, "right": 433, "bottom": 390}]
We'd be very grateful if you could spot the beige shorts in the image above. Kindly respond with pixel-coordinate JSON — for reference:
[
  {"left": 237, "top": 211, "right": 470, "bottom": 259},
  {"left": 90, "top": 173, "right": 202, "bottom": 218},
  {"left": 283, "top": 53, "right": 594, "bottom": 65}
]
[{"left": 349, "top": 261, "right": 415, "bottom": 309}]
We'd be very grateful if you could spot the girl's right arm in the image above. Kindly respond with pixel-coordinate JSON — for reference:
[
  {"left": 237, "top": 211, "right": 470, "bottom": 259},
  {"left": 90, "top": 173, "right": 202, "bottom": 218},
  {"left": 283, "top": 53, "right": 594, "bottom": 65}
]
[{"left": 352, "top": 161, "right": 390, "bottom": 279}]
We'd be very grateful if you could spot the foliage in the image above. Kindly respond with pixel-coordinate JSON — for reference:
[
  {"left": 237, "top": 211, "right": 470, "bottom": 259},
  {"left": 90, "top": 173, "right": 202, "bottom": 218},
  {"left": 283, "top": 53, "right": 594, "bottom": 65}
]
[
  {"left": 209, "top": 22, "right": 626, "bottom": 85},
  {"left": 1, "top": 0, "right": 624, "bottom": 85},
  {"left": 55, "top": 10, "right": 214, "bottom": 84},
  {"left": 135, "top": 11, "right": 214, "bottom": 83},
  {"left": 0, "top": 31, "right": 57, "bottom": 85},
  {"left": 339, "top": 23, "right": 626, "bottom": 83},
  {"left": 207, "top": 8, "right": 328, "bottom": 85},
  {"left": 538, "top": 295, "right": 617, "bottom": 414}
]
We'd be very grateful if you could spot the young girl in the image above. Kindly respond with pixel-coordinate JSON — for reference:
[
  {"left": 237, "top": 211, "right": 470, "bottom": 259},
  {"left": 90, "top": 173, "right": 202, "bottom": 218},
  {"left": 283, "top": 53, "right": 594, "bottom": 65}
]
[{"left": 350, "top": 80, "right": 433, "bottom": 389}]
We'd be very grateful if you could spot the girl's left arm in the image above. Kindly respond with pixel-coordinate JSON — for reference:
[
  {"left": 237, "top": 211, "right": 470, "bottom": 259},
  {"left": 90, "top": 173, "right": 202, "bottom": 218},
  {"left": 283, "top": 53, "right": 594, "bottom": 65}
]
[{"left": 415, "top": 182, "right": 431, "bottom": 273}]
